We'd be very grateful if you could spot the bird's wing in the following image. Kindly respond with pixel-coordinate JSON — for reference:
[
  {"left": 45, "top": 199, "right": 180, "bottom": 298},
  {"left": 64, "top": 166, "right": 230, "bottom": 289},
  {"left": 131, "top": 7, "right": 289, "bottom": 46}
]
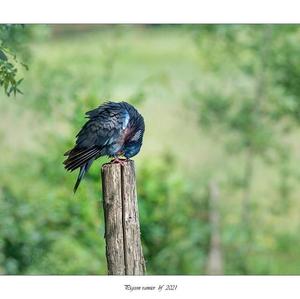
[
  {"left": 77, "top": 104, "right": 130, "bottom": 148},
  {"left": 64, "top": 103, "right": 129, "bottom": 171},
  {"left": 125, "top": 113, "right": 145, "bottom": 143}
]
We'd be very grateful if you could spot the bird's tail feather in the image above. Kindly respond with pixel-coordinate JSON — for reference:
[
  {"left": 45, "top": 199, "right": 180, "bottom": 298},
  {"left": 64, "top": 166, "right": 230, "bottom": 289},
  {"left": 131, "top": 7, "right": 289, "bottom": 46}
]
[
  {"left": 64, "top": 147, "right": 100, "bottom": 171},
  {"left": 66, "top": 148, "right": 99, "bottom": 171},
  {"left": 73, "top": 160, "right": 93, "bottom": 193}
]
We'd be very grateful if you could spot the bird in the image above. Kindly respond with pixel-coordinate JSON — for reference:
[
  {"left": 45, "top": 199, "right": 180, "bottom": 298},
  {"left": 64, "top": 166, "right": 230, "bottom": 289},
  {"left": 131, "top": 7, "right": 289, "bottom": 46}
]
[{"left": 63, "top": 101, "right": 145, "bottom": 193}]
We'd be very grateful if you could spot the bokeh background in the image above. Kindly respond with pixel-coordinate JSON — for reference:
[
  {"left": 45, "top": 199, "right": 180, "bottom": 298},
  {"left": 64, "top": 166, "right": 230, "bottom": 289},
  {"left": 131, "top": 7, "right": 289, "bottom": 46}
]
[{"left": 1, "top": 24, "right": 300, "bottom": 274}]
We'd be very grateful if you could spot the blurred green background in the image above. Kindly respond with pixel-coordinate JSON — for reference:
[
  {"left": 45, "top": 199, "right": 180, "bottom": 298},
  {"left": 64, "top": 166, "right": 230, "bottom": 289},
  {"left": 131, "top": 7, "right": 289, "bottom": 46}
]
[{"left": 1, "top": 24, "right": 300, "bottom": 274}]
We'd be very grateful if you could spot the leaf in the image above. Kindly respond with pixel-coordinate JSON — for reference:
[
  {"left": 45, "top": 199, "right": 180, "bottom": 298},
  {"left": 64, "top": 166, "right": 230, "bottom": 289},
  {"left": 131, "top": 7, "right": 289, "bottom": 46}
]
[
  {"left": 0, "top": 49, "right": 7, "bottom": 61},
  {"left": 8, "top": 86, "right": 14, "bottom": 95},
  {"left": 21, "top": 62, "right": 29, "bottom": 71},
  {"left": 16, "top": 78, "right": 23, "bottom": 86},
  {"left": 16, "top": 88, "right": 23, "bottom": 94}
]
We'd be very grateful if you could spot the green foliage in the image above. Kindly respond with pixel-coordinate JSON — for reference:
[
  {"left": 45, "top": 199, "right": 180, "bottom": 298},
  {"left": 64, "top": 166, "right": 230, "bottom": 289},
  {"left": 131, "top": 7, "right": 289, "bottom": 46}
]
[
  {"left": 0, "top": 145, "right": 106, "bottom": 274},
  {"left": 1, "top": 25, "right": 300, "bottom": 275},
  {"left": 0, "top": 57, "right": 24, "bottom": 96},
  {"left": 138, "top": 153, "right": 210, "bottom": 274},
  {"left": 192, "top": 24, "right": 300, "bottom": 274},
  {"left": 0, "top": 25, "right": 30, "bottom": 96}
]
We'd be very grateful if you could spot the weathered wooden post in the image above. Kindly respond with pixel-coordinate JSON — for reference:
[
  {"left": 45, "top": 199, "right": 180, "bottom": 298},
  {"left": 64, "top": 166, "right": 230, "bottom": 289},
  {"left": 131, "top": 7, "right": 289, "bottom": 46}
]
[{"left": 101, "top": 159, "right": 146, "bottom": 275}]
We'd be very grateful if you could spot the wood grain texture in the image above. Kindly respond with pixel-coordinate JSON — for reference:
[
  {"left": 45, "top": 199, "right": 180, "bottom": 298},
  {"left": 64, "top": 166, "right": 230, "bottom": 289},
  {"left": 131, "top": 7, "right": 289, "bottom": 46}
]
[
  {"left": 121, "top": 160, "right": 146, "bottom": 275},
  {"left": 101, "top": 163, "right": 125, "bottom": 275},
  {"left": 101, "top": 160, "right": 146, "bottom": 275}
]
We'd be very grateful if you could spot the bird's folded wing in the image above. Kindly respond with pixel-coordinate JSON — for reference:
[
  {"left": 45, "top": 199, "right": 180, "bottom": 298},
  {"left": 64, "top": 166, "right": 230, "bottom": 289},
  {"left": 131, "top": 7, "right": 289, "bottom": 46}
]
[
  {"left": 64, "top": 103, "right": 130, "bottom": 171},
  {"left": 76, "top": 104, "right": 129, "bottom": 148}
]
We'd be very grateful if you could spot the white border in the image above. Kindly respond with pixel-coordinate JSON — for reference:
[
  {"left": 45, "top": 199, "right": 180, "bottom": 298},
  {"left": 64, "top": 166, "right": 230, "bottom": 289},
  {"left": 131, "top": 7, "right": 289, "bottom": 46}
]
[
  {"left": 1, "top": 0, "right": 300, "bottom": 23},
  {"left": 0, "top": 276, "right": 300, "bottom": 299},
  {"left": 1, "top": 2, "right": 300, "bottom": 299}
]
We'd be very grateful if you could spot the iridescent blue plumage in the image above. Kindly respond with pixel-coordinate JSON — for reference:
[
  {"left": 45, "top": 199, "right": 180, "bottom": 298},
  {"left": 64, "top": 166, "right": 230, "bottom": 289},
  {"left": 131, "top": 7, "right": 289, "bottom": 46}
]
[{"left": 63, "top": 101, "right": 145, "bottom": 193}]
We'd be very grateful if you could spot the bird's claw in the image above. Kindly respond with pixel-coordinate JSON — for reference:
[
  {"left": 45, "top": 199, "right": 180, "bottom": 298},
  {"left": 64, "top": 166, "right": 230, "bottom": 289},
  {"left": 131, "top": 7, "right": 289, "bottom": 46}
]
[{"left": 110, "top": 158, "right": 127, "bottom": 166}]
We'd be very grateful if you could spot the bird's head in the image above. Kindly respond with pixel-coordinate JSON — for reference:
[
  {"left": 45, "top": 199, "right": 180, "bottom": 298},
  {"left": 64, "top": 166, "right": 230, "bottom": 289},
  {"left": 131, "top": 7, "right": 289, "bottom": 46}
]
[{"left": 123, "top": 141, "right": 142, "bottom": 159}]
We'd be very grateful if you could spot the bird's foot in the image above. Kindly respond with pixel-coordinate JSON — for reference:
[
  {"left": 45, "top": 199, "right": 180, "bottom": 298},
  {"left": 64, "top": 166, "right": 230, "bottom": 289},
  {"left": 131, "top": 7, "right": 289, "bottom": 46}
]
[{"left": 110, "top": 157, "right": 127, "bottom": 166}]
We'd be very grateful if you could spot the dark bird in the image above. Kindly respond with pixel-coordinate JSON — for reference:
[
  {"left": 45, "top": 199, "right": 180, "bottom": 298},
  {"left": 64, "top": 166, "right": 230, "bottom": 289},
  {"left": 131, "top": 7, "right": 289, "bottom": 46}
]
[{"left": 64, "top": 101, "right": 145, "bottom": 193}]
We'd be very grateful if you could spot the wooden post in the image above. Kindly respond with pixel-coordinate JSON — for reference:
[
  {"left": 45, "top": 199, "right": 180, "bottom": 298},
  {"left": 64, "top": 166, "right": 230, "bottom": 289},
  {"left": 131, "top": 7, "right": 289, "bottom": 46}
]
[{"left": 101, "top": 159, "right": 146, "bottom": 275}]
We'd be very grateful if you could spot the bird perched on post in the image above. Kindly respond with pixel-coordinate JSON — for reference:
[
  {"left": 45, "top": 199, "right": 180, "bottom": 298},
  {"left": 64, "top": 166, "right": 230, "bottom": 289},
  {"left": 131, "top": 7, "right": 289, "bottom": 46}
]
[{"left": 64, "top": 101, "right": 145, "bottom": 193}]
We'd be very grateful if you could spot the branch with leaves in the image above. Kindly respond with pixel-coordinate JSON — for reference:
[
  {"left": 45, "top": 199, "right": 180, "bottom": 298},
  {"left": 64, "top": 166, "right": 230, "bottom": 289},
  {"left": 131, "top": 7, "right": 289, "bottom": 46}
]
[
  {"left": 0, "top": 25, "right": 29, "bottom": 97},
  {"left": 0, "top": 48, "right": 26, "bottom": 96}
]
